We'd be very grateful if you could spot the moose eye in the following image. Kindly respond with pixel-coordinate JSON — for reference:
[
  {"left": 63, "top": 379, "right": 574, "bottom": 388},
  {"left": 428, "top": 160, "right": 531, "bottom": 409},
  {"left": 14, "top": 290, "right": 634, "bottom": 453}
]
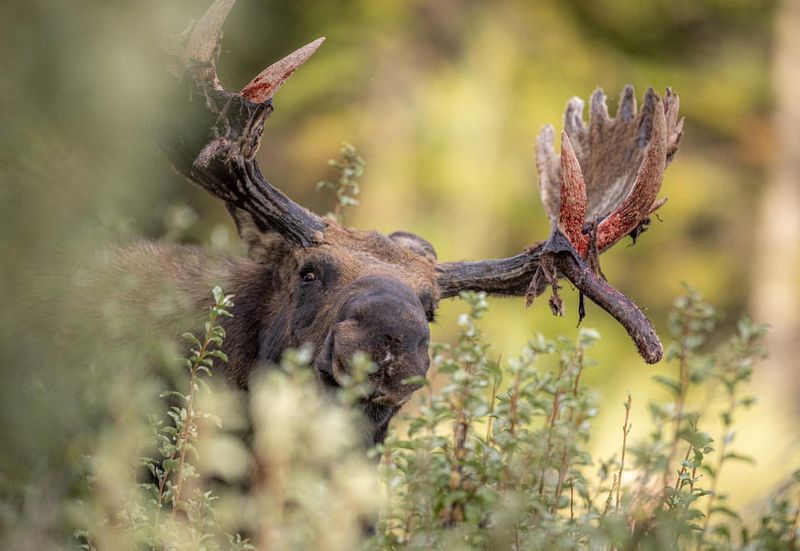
[
  {"left": 425, "top": 309, "right": 435, "bottom": 323},
  {"left": 300, "top": 269, "right": 317, "bottom": 283}
]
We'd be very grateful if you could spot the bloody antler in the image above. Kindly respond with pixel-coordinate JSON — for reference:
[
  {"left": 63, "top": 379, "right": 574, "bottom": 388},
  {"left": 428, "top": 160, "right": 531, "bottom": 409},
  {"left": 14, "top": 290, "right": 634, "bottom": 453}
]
[
  {"left": 537, "top": 86, "right": 684, "bottom": 253},
  {"left": 438, "top": 85, "right": 684, "bottom": 364}
]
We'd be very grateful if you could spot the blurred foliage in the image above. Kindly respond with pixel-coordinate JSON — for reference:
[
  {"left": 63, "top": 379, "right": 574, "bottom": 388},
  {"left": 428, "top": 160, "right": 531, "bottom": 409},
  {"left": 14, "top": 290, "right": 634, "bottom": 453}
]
[
  {"left": 1, "top": 0, "right": 797, "bottom": 548},
  {"left": 366, "top": 291, "right": 786, "bottom": 549},
  {"left": 76, "top": 290, "right": 377, "bottom": 550},
  {"left": 316, "top": 142, "right": 365, "bottom": 222},
  {"left": 69, "top": 289, "right": 797, "bottom": 550}
]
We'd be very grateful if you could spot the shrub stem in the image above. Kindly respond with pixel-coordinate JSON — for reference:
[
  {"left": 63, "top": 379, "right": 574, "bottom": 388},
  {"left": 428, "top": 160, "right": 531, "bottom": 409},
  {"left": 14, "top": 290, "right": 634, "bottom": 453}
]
[{"left": 616, "top": 395, "right": 632, "bottom": 511}]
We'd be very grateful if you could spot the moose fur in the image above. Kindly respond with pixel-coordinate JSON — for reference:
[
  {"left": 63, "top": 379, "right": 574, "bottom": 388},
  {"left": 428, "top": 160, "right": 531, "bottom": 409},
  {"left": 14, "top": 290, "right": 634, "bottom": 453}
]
[{"left": 120, "top": 220, "right": 440, "bottom": 444}]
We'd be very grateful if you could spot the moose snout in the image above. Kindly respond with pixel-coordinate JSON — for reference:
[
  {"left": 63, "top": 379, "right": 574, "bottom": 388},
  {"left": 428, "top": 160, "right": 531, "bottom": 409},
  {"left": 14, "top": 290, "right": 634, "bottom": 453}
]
[{"left": 329, "top": 277, "right": 431, "bottom": 406}]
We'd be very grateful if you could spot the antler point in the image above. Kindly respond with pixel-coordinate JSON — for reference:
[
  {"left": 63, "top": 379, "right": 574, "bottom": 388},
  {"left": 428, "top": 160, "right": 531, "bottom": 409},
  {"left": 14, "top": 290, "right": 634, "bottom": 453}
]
[{"left": 241, "top": 37, "right": 326, "bottom": 103}]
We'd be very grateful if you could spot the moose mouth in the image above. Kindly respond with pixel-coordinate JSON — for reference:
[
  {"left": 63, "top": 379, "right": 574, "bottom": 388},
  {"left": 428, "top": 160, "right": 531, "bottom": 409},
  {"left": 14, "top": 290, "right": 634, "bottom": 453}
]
[
  {"left": 368, "top": 389, "right": 413, "bottom": 407},
  {"left": 314, "top": 332, "right": 419, "bottom": 408}
]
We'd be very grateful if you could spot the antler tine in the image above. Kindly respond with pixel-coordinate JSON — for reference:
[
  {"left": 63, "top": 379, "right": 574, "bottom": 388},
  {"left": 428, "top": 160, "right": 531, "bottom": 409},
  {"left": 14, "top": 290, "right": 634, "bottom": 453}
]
[
  {"left": 558, "top": 132, "right": 588, "bottom": 256},
  {"left": 242, "top": 38, "right": 326, "bottom": 103},
  {"left": 536, "top": 125, "right": 560, "bottom": 224},
  {"left": 179, "top": 0, "right": 236, "bottom": 86},
  {"left": 177, "top": 0, "right": 325, "bottom": 104},
  {"left": 558, "top": 254, "right": 662, "bottom": 363},
  {"left": 618, "top": 84, "right": 636, "bottom": 122},
  {"left": 664, "top": 88, "right": 684, "bottom": 164},
  {"left": 589, "top": 88, "right": 610, "bottom": 132},
  {"left": 564, "top": 97, "right": 586, "bottom": 139},
  {"left": 595, "top": 88, "right": 667, "bottom": 251}
]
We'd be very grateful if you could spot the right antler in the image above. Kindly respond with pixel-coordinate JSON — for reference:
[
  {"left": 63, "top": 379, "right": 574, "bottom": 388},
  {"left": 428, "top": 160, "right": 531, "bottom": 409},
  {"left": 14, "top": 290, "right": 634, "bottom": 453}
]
[
  {"left": 537, "top": 86, "right": 683, "bottom": 255},
  {"left": 159, "top": 0, "right": 327, "bottom": 248},
  {"left": 437, "top": 86, "right": 683, "bottom": 364}
]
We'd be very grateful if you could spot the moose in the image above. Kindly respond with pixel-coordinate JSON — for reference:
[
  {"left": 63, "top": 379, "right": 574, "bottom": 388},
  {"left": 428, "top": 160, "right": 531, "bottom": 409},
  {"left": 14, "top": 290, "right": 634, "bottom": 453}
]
[{"left": 129, "top": 0, "right": 683, "bottom": 445}]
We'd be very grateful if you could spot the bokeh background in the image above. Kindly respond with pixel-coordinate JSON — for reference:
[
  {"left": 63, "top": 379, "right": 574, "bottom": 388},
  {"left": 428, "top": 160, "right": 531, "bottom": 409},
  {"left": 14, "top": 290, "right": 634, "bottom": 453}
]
[{"left": 2, "top": 0, "right": 798, "bottom": 539}]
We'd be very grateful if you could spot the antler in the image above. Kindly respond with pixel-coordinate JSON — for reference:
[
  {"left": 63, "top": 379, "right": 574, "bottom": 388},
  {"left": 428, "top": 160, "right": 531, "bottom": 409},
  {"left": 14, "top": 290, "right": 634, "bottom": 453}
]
[
  {"left": 537, "top": 86, "right": 683, "bottom": 254},
  {"left": 161, "top": 1, "right": 681, "bottom": 363},
  {"left": 159, "top": 0, "right": 326, "bottom": 247},
  {"left": 437, "top": 85, "right": 684, "bottom": 364}
]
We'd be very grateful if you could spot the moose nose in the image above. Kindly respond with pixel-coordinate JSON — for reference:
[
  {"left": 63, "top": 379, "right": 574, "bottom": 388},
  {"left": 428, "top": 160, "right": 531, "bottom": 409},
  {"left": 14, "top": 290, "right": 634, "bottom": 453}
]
[{"left": 332, "top": 276, "right": 431, "bottom": 403}]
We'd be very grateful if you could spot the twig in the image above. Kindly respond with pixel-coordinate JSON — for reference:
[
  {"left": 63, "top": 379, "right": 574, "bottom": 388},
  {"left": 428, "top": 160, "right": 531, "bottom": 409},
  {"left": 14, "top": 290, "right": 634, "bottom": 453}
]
[
  {"left": 702, "top": 392, "right": 737, "bottom": 532},
  {"left": 552, "top": 446, "right": 570, "bottom": 514},
  {"left": 663, "top": 316, "right": 691, "bottom": 494},
  {"left": 552, "top": 347, "right": 587, "bottom": 512},
  {"left": 602, "top": 474, "right": 618, "bottom": 517},
  {"left": 616, "top": 395, "right": 632, "bottom": 511},
  {"left": 502, "top": 368, "right": 521, "bottom": 491},
  {"left": 570, "top": 482, "right": 575, "bottom": 521},
  {"left": 171, "top": 349, "right": 204, "bottom": 520},
  {"left": 444, "top": 353, "right": 476, "bottom": 525},
  {"left": 486, "top": 355, "right": 502, "bottom": 443},
  {"left": 538, "top": 361, "right": 566, "bottom": 497},
  {"left": 673, "top": 446, "right": 693, "bottom": 491}
]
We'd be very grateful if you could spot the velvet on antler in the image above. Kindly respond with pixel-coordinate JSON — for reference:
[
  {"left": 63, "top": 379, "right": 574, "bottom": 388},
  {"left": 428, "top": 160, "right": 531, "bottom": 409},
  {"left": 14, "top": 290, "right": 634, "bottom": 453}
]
[
  {"left": 536, "top": 86, "right": 684, "bottom": 255},
  {"left": 438, "top": 86, "right": 683, "bottom": 363}
]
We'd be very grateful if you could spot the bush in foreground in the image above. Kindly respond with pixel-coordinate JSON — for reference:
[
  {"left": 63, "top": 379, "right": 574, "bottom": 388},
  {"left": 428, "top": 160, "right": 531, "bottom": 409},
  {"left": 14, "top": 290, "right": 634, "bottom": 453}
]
[{"left": 72, "top": 287, "right": 797, "bottom": 550}]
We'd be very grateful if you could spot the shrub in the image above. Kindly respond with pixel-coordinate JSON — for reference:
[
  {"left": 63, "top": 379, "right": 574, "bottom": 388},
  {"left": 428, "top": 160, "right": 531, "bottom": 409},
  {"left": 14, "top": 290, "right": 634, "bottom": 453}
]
[
  {"left": 370, "top": 290, "right": 794, "bottom": 550},
  {"left": 74, "top": 287, "right": 798, "bottom": 550}
]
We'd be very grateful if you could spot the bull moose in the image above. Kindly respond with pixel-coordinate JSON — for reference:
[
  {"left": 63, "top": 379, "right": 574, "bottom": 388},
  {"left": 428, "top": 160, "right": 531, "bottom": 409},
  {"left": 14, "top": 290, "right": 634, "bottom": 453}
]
[{"left": 127, "top": 0, "right": 683, "bottom": 444}]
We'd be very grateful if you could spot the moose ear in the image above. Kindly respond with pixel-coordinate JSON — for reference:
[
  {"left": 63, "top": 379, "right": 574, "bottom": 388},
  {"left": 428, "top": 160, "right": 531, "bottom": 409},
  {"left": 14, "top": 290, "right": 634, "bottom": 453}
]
[
  {"left": 228, "top": 205, "right": 293, "bottom": 263},
  {"left": 389, "top": 231, "right": 438, "bottom": 262}
]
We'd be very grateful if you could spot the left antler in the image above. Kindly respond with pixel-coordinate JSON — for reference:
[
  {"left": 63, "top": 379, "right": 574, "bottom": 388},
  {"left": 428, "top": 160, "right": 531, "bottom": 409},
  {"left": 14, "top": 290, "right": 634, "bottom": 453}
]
[
  {"left": 436, "top": 85, "right": 684, "bottom": 364},
  {"left": 159, "top": 0, "right": 327, "bottom": 248}
]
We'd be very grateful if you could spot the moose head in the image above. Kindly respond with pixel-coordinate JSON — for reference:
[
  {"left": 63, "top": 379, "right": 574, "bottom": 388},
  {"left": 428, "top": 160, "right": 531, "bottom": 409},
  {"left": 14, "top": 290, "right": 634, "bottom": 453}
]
[{"left": 154, "top": 0, "right": 683, "bottom": 443}]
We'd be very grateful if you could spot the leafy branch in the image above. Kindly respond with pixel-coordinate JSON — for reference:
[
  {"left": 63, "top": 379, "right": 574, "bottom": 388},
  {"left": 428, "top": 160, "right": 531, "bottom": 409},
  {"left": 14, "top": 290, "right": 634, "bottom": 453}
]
[
  {"left": 149, "top": 286, "right": 234, "bottom": 541},
  {"left": 316, "top": 142, "right": 365, "bottom": 222}
]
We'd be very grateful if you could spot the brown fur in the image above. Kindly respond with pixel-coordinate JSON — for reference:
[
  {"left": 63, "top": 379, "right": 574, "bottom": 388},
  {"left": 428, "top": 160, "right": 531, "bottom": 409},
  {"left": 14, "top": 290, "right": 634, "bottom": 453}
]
[{"left": 120, "top": 217, "right": 439, "bottom": 404}]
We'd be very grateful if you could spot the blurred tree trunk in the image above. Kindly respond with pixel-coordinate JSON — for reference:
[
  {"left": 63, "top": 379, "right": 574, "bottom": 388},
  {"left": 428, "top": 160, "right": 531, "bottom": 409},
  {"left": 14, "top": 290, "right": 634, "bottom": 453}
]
[{"left": 751, "top": 0, "right": 800, "bottom": 399}]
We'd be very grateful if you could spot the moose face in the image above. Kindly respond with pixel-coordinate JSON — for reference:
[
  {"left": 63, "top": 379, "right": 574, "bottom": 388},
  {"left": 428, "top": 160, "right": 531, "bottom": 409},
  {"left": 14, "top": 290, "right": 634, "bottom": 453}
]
[
  {"left": 247, "top": 221, "right": 439, "bottom": 407},
  {"left": 293, "top": 230, "right": 439, "bottom": 406}
]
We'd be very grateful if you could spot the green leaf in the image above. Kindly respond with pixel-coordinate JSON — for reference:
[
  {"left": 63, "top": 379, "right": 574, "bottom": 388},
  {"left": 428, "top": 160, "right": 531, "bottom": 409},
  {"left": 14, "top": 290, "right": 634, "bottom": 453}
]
[
  {"left": 162, "top": 458, "right": 180, "bottom": 473},
  {"left": 723, "top": 452, "right": 754, "bottom": 464},
  {"left": 652, "top": 375, "right": 681, "bottom": 395},
  {"left": 208, "top": 349, "right": 228, "bottom": 363},
  {"left": 681, "top": 428, "right": 713, "bottom": 450},
  {"left": 711, "top": 505, "right": 741, "bottom": 521},
  {"left": 182, "top": 332, "right": 201, "bottom": 346}
]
